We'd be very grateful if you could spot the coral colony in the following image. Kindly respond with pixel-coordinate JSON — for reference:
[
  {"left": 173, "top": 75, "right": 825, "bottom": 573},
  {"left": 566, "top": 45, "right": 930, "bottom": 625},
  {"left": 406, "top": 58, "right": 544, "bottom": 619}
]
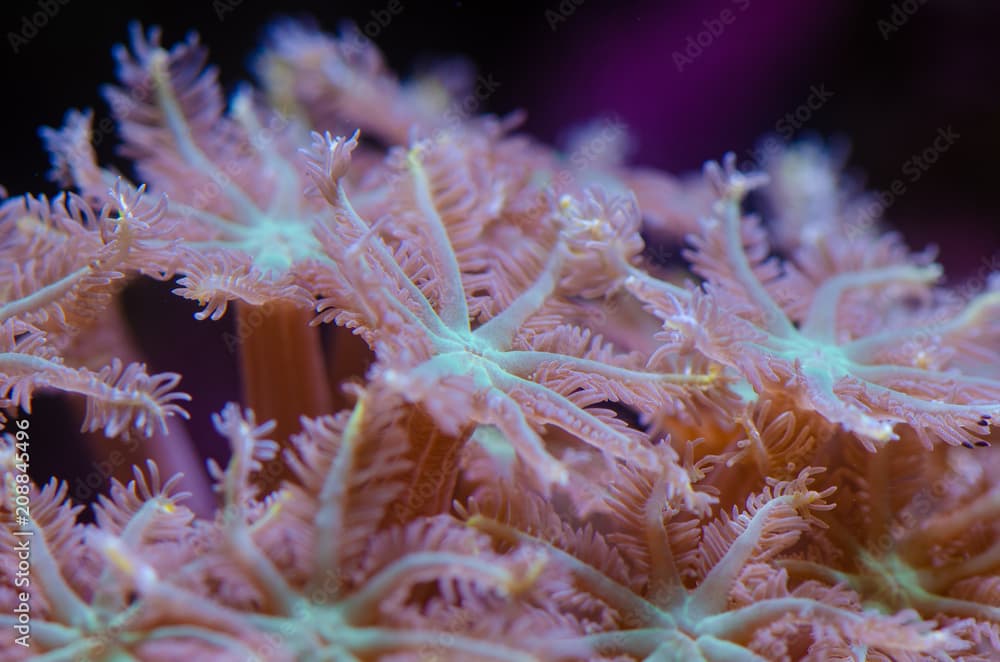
[{"left": 2, "top": 19, "right": 1000, "bottom": 662}]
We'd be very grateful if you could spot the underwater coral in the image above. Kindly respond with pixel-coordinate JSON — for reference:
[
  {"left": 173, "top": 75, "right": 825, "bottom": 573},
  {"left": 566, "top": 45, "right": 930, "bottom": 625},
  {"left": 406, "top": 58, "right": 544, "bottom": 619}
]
[{"left": 1, "top": 18, "right": 999, "bottom": 661}]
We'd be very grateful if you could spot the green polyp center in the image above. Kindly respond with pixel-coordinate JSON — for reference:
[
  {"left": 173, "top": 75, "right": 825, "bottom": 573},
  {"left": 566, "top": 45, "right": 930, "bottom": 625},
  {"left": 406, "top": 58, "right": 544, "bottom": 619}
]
[
  {"left": 241, "top": 216, "right": 322, "bottom": 273},
  {"left": 856, "top": 550, "right": 926, "bottom": 613},
  {"left": 787, "top": 334, "right": 852, "bottom": 380},
  {"left": 729, "top": 376, "right": 759, "bottom": 404}
]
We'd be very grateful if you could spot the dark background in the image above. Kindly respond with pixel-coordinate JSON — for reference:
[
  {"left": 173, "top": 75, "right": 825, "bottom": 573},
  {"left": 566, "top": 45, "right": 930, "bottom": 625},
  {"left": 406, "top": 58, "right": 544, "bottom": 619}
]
[
  {"left": 1, "top": 0, "right": 997, "bottom": 491},
  {"left": 1, "top": 0, "right": 997, "bottom": 271}
]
